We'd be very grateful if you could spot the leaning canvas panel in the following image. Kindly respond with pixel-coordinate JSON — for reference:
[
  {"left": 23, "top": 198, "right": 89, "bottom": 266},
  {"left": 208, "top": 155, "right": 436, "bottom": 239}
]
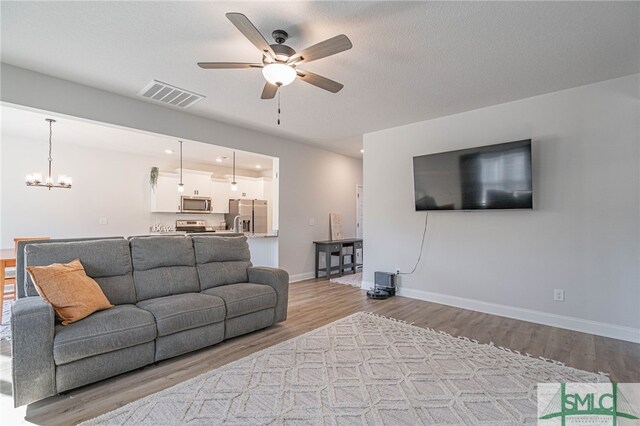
[{"left": 329, "top": 213, "right": 343, "bottom": 240}]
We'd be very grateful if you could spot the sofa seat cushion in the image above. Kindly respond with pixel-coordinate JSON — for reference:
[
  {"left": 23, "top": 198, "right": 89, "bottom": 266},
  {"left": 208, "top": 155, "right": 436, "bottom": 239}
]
[
  {"left": 202, "top": 283, "right": 276, "bottom": 319},
  {"left": 137, "top": 293, "right": 225, "bottom": 337},
  {"left": 53, "top": 304, "right": 156, "bottom": 365}
]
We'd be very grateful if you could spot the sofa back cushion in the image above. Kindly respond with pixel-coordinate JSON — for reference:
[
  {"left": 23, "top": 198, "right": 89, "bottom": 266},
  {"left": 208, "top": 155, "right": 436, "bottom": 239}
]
[
  {"left": 130, "top": 236, "right": 199, "bottom": 301},
  {"left": 18, "top": 237, "right": 124, "bottom": 299},
  {"left": 193, "top": 236, "right": 252, "bottom": 290},
  {"left": 24, "top": 239, "right": 136, "bottom": 305}
]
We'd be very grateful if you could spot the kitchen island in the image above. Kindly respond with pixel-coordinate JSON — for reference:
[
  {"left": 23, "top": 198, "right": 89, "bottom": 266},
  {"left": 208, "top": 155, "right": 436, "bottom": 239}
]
[
  {"left": 245, "top": 234, "right": 278, "bottom": 268},
  {"left": 147, "top": 231, "right": 279, "bottom": 268},
  {"left": 215, "top": 231, "right": 278, "bottom": 267}
]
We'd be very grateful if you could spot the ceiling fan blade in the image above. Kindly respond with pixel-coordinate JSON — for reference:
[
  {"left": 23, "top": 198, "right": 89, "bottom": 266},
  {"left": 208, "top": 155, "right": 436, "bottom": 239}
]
[
  {"left": 288, "top": 34, "right": 352, "bottom": 64},
  {"left": 261, "top": 82, "right": 279, "bottom": 99},
  {"left": 296, "top": 70, "right": 344, "bottom": 93},
  {"left": 198, "top": 62, "right": 263, "bottom": 69},
  {"left": 226, "top": 13, "right": 276, "bottom": 60}
]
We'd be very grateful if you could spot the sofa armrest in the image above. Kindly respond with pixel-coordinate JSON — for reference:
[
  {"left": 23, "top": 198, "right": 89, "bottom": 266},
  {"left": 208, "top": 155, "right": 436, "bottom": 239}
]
[
  {"left": 11, "top": 297, "right": 57, "bottom": 407},
  {"left": 248, "top": 267, "right": 289, "bottom": 323}
]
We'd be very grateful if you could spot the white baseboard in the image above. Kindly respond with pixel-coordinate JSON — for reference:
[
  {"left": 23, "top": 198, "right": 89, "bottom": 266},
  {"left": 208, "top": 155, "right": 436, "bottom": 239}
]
[
  {"left": 394, "top": 286, "right": 640, "bottom": 343},
  {"left": 361, "top": 281, "right": 374, "bottom": 290},
  {"left": 289, "top": 271, "right": 316, "bottom": 283}
]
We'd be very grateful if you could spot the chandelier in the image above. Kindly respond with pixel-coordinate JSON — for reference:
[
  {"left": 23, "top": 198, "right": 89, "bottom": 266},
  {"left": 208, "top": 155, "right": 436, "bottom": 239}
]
[{"left": 25, "top": 118, "right": 72, "bottom": 189}]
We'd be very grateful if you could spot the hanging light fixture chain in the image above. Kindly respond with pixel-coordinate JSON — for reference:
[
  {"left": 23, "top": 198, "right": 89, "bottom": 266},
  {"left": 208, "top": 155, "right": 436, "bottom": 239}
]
[
  {"left": 48, "top": 119, "right": 53, "bottom": 163},
  {"left": 47, "top": 119, "right": 53, "bottom": 186},
  {"left": 177, "top": 140, "right": 185, "bottom": 193}
]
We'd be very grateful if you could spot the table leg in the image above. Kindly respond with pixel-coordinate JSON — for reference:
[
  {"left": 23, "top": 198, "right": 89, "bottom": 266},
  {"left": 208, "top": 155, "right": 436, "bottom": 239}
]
[
  {"left": 339, "top": 245, "right": 344, "bottom": 277},
  {"left": 0, "top": 261, "right": 5, "bottom": 325},
  {"left": 314, "top": 246, "right": 319, "bottom": 279},
  {"left": 352, "top": 248, "right": 357, "bottom": 274},
  {"left": 325, "top": 250, "right": 332, "bottom": 280}
]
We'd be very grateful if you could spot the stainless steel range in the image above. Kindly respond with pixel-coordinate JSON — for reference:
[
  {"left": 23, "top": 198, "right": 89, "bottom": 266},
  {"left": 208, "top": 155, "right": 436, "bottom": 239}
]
[{"left": 175, "top": 220, "right": 215, "bottom": 234}]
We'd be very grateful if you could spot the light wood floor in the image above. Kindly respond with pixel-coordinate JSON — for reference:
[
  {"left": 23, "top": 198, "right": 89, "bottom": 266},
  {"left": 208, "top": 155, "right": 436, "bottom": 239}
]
[{"left": 1, "top": 278, "right": 639, "bottom": 425}]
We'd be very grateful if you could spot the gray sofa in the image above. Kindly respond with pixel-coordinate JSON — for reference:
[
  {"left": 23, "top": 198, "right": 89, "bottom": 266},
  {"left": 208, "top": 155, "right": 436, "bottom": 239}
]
[{"left": 11, "top": 235, "right": 289, "bottom": 407}]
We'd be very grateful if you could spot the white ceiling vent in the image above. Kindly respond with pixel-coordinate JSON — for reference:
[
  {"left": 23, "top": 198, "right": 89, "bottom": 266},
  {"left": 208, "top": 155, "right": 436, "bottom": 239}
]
[{"left": 138, "top": 80, "right": 205, "bottom": 109}]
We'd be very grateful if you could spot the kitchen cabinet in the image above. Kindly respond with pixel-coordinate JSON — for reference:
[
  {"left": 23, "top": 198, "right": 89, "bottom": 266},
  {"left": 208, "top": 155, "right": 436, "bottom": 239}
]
[
  {"left": 210, "top": 179, "right": 230, "bottom": 213},
  {"left": 232, "top": 177, "right": 264, "bottom": 199},
  {"left": 181, "top": 171, "right": 212, "bottom": 197},
  {"left": 211, "top": 176, "right": 269, "bottom": 213},
  {"left": 150, "top": 173, "right": 180, "bottom": 212},
  {"left": 150, "top": 169, "right": 270, "bottom": 215}
]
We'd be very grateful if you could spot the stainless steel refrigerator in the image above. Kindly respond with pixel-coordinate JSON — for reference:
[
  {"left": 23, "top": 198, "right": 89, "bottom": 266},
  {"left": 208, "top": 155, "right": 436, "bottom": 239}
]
[{"left": 227, "top": 199, "right": 268, "bottom": 233}]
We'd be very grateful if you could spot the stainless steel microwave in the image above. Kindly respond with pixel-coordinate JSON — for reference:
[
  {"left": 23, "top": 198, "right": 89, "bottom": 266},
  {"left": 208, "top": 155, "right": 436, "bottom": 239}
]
[{"left": 180, "top": 196, "right": 212, "bottom": 213}]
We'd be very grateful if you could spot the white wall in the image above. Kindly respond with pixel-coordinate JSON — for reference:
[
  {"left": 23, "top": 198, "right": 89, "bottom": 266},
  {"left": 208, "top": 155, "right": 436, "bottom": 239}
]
[
  {"left": 363, "top": 75, "right": 640, "bottom": 341},
  {"left": 0, "top": 135, "right": 233, "bottom": 246},
  {"left": 0, "top": 64, "right": 363, "bottom": 279}
]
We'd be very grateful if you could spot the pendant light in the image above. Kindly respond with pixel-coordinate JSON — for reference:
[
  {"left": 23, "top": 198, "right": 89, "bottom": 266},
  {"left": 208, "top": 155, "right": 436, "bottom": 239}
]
[
  {"left": 26, "top": 118, "right": 72, "bottom": 190},
  {"left": 230, "top": 151, "right": 238, "bottom": 191},
  {"left": 177, "top": 140, "right": 185, "bottom": 193}
]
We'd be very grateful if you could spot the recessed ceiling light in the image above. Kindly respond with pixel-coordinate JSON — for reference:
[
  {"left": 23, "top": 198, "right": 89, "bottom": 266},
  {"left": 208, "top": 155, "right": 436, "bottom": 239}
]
[
  {"left": 216, "top": 156, "right": 228, "bottom": 162},
  {"left": 256, "top": 165, "right": 262, "bottom": 169},
  {"left": 165, "top": 149, "right": 174, "bottom": 154},
  {"left": 360, "top": 149, "right": 364, "bottom": 153}
]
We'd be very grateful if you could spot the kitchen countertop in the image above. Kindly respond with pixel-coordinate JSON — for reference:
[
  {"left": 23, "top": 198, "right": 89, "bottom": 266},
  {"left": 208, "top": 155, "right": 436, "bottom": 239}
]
[
  {"left": 147, "top": 231, "right": 278, "bottom": 239},
  {"left": 244, "top": 233, "right": 278, "bottom": 239},
  {"left": 213, "top": 231, "right": 278, "bottom": 239}
]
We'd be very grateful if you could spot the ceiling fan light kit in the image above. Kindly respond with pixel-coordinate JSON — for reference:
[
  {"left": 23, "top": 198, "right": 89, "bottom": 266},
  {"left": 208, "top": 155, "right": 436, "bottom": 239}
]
[
  {"left": 262, "top": 63, "right": 296, "bottom": 86},
  {"left": 197, "top": 12, "right": 352, "bottom": 124}
]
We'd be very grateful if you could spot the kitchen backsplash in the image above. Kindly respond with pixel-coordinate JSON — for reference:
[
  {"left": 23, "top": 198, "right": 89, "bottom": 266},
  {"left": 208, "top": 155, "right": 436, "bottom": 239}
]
[{"left": 150, "top": 212, "right": 227, "bottom": 232}]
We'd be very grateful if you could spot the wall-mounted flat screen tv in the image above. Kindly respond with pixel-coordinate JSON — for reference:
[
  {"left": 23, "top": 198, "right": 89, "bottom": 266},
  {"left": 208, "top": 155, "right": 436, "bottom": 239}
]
[{"left": 413, "top": 139, "right": 533, "bottom": 211}]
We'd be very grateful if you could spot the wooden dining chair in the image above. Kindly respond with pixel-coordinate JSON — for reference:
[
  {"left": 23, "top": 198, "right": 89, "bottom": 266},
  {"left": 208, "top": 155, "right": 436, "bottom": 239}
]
[
  {"left": 1, "top": 263, "right": 16, "bottom": 325},
  {"left": 1, "top": 237, "right": 49, "bottom": 324}
]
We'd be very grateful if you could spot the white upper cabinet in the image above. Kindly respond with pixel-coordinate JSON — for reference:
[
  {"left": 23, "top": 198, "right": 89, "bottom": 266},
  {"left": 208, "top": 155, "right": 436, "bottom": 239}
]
[
  {"left": 150, "top": 173, "right": 180, "bottom": 212},
  {"left": 150, "top": 170, "right": 268, "bottom": 214},
  {"left": 181, "top": 171, "right": 212, "bottom": 197},
  {"left": 232, "top": 177, "right": 264, "bottom": 199},
  {"left": 210, "top": 179, "right": 230, "bottom": 213}
]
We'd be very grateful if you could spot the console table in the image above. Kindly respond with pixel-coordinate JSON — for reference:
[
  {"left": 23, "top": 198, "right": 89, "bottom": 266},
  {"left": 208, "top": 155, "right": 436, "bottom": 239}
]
[{"left": 313, "top": 239, "right": 363, "bottom": 279}]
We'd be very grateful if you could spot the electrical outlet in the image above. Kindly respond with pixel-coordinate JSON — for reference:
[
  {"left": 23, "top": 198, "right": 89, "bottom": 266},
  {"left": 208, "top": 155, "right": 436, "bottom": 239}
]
[
  {"left": 98, "top": 217, "right": 108, "bottom": 225},
  {"left": 308, "top": 218, "right": 315, "bottom": 226},
  {"left": 554, "top": 289, "right": 565, "bottom": 302},
  {"left": 395, "top": 268, "right": 401, "bottom": 275}
]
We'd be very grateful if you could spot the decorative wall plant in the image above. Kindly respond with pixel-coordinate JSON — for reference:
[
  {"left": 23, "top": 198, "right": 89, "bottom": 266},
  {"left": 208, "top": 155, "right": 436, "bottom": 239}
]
[{"left": 149, "top": 167, "right": 159, "bottom": 192}]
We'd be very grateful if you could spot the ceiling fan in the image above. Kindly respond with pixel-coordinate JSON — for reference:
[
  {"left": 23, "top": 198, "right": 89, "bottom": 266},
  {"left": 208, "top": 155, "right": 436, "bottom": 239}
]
[{"left": 198, "top": 13, "right": 353, "bottom": 99}]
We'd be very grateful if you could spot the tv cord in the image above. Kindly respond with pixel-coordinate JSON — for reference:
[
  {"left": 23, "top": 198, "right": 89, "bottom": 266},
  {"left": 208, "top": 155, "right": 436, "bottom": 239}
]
[{"left": 398, "top": 212, "right": 429, "bottom": 275}]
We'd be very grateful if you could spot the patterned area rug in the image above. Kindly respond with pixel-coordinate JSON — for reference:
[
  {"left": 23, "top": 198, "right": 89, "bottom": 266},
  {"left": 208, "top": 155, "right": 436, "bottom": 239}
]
[
  {"left": 330, "top": 272, "right": 363, "bottom": 288},
  {"left": 82, "top": 312, "right": 607, "bottom": 425}
]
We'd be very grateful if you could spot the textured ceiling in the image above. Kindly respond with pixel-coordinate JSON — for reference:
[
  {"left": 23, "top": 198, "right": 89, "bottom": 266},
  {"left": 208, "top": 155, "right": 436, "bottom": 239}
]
[{"left": 1, "top": 1, "right": 638, "bottom": 157}]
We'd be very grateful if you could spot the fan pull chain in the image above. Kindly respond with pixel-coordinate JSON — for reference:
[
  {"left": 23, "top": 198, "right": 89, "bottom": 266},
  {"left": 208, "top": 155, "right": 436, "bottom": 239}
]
[{"left": 277, "top": 90, "right": 281, "bottom": 125}]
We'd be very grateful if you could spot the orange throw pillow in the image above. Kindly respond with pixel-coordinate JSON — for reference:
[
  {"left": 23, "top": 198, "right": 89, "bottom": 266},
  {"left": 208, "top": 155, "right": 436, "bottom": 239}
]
[{"left": 26, "top": 259, "right": 113, "bottom": 325}]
